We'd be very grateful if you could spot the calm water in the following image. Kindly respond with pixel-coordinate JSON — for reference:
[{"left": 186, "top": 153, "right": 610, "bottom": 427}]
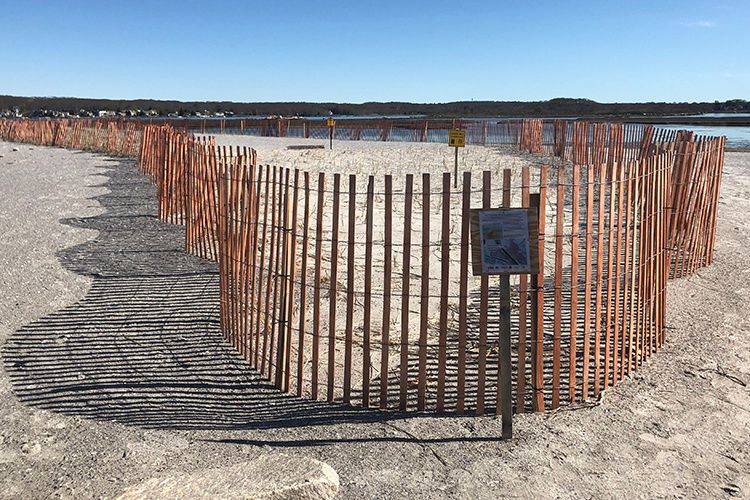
[
  {"left": 192, "top": 115, "right": 750, "bottom": 149},
  {"left": 655, "top": 124, "right": 750, "bottom": 148},
  {"left": 296, "top": 116, "right": 750, "bottom": 148}
]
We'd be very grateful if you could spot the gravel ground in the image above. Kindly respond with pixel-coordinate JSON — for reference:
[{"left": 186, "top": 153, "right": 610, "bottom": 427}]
[{"left": 0, "top": 140, "right": 748, "bottom": 499}]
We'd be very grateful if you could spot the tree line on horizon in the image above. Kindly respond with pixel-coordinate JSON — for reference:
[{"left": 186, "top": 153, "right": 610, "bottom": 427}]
[{"left": 1, "top": 95, "right": 748, "bottom": 118}]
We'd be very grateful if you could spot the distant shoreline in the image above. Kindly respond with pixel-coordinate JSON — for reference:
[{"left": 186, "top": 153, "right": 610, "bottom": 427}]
[
  {"left": 147, "top": 114, "right": 750, "bottom": 127},
  {"left": 2, "top": 94, "right": 748, "bottom": 123}
]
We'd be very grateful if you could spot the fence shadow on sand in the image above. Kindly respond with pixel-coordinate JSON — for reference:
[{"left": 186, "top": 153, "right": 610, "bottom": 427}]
[{"left": 2, "top": 158, "right": 412, "bottom": 432}]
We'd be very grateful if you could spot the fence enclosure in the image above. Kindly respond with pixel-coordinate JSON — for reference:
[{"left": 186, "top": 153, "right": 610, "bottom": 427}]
[
  {"left": 0, "top": 117, "right": 726, "bottom": 416},
  {"left": 206, "top": 151, "right": 680, "bottom": 413}
]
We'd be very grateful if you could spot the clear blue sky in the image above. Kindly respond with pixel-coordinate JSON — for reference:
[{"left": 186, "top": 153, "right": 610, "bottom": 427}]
[{"left": 1, "top": 0, "right": 747, "bottom": 103}]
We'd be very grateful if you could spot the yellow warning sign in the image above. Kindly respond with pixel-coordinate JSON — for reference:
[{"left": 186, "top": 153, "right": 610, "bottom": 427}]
[
  {"left": 449, "top": 129, "right": 465, "bottom": 147},
  {"left": 327, "top": 117, "right": 335, "bottom": 127}
]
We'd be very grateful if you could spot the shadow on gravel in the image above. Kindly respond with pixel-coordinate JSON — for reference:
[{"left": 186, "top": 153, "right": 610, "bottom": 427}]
[{"left": 2, "top": 158, "right": 391, "bottom": 431}]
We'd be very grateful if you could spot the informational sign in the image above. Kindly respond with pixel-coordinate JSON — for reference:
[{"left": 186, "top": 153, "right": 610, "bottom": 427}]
[
  {"left": 326, "top": 117, "right": 335, "bottom": 127},
  {"left": 448, "top": 129, "right": 465, "bottom": 148},
  {"left": 470, "top": 208, "right": 539, "bottom": 275}
]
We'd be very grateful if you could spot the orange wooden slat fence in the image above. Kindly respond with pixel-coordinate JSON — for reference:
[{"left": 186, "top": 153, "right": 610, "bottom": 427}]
[{"left": 0, "top": 117, "right": 727, "bottom": 416}]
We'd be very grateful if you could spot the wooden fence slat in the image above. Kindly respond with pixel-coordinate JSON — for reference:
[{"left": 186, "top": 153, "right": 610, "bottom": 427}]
[
  {"left": 594, "top": 165, "right": 606, "bottom": 396},
  {"left": 283, "top": 169, "right": 300, "bottom": 392},
  {"left": 530, "top": 166, "right": 547, "bottom": 412},
  {"left": 229, "top": 157, "right": 239, "bottom": 347},
  {"left": 208, "top": 147, "right": 221, "bottom": 260},
  {"left": 297, "top": 171, "right": 310, "bottom": 397},
  {"left": 230, "top": 158, "right": 241, "bottom": 348},
  {"left": 241, "top": 162, "right": 255, "bottom": 360},
  {"left": 582, "top": 164, "right": 594, "bottom": 400},
  {"left": 641, "top": 157, "right": 652, "bottom": 362},
  {"left": 457, "top": 171, "right": 472, "bottom": 414},
  {"left": 254, "top": 165, "right": 270, "bottom": 368},
  {"left": 232, "top": 158, "right": 242, "bottom": 352},
  {"left": 274, "top": 168, "right": 290, "bottom": 387},
  {"left": 380, "top": 175, "right": 393, "bottom": 409},
  {"left": 656, "top": 155, "right": 665, "bottom": 349},
  {"left": 497, "top": 168, "right": 512, "bottom": 422},
  {"left": 270, "top": 168, "right": 290, "bottom": 384},
  {"left": 619, "top": 160, "right": 630, "bottom": 378},
  {"left": 400, "top": 174, "right": 414, "bottom": 412},
  {"left": 418, "top": 173, "right": 430, "bottom": 411},
  {"left": 553, "top": 164, "right": 564, "bottom": 409},
  {"left": 476, "top": 171, "right": 491, "bottom": 416},
  {"left": 637, "top": 156, "right": 650, "bottom": 368},
  {"left": 612, "top": 162, "right": 625, "bottom": 385},
  {"left": 311, "top": 172, "right": 325, "bottom": 399},
  {"left": 230, "top": 158, "right": 241, "bottom": 350},
  {"left": 343, "top": 175, "right": 356, "bottom": 404},
  {"left": 650, "top": 155, "right": 661, "bottom": 353},
  {"left": 569, "top": 164, "right": 580, "bottom": 401},
  {"left": 363, "top": 176, "right": 375, "bottom": 407},
  {"left": 437, "top": 172, "right": 450, "bottom": 412},
  {"left": 516, "top": 166, "right": 530, "bottom": 413},
  {"left": 604, "top": 161, "right": 617, "bottom": 389},
  {"left": 261, "top": 166, "right": 277, "bottom": 376},
  {"left": 648, "top": 156, "right": 658, "bottom": 357},
  {"left": 643, "top": 157, "right": 655, "bottom": 362},
  {"left": 628, "top": 161, "right": 642, "bottom": 373},
  {"left": 217, "top": 159, "right": 228, "bottom": 342},
  {"left": 706, "top": 138, "right": 726, "bottom": 265},
  {"left": 327, "top": 173, "right": 341, "bottom": 402}
]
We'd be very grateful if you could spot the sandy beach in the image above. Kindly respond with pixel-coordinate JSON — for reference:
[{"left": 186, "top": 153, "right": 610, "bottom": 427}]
[{"left": 0, "top": 138, "right": 748, "bottom": 499}]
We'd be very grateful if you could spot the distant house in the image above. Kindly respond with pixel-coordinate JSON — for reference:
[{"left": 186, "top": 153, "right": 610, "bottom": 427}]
[{"left": 97, "top": 110, "right": 116, "bottom": 118}]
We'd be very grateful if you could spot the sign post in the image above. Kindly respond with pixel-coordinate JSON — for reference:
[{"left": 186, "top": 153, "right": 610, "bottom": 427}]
[
  {"left": 327, "top": 117, "right": 335, "bottom": 149},
  {"left": 448, "top": 129, "right": 465, "bottom": 187},
  {"left": 470, "top": 206, "right": 539, "bottom": 439}
]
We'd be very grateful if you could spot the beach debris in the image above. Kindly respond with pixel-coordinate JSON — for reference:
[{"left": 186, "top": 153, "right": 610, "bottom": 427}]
[
  {"left": 699, "top": 363, "right": 747, "bottom": 386},
  {"left": 721, "top": 483, "right": 741, "bottom": 497}
]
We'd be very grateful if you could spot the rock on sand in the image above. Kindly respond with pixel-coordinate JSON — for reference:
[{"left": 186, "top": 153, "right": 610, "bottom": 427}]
[{"left": 116, "top": 453, "right": 339, "bottom": 499}]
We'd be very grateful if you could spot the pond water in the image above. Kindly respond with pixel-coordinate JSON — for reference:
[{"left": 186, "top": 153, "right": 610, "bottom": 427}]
[{"left": 655, "top": 124, "right": 750, "bottom": 148}]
